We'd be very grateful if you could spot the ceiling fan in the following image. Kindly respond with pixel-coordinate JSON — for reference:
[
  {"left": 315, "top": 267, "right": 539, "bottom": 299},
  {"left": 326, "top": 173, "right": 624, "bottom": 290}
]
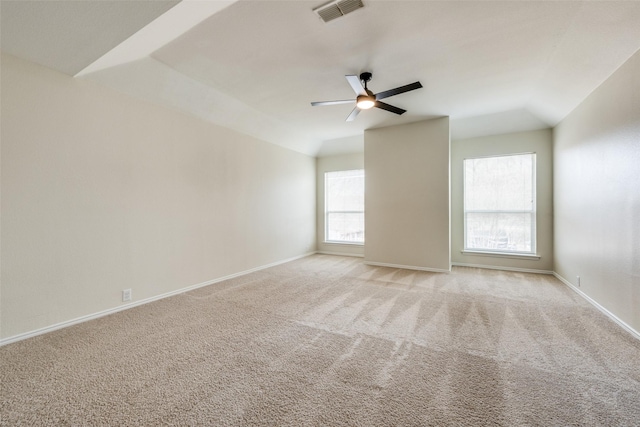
[{"left": 311, "top": 72, "right": 423, "bottom": 121}]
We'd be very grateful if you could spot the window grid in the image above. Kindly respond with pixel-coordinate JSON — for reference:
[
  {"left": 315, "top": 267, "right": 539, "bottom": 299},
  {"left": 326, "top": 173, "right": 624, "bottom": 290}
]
[
  {"left": 325, "top": 170, "right": 365, "bottom": 244},
  {"left": 463, "top": 153, "right": 536, "bottom": 254}
]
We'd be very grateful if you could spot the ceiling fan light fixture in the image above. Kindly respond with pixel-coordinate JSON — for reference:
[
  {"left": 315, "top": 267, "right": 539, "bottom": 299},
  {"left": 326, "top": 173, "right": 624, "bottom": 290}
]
[
  {"left": 311, "top": 72, "right": 422, "bottom": 121},
  {"left": 356, "top": 94, "right": 375, "bottom": 109}
]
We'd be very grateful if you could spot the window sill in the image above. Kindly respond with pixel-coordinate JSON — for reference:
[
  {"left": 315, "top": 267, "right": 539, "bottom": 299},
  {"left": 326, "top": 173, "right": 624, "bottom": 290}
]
[
  {"left": 461, "top": 250, "right": 540, "bottom": 260},
  {"left": 324, "top": 241, "right": 364, "bottom": 246}
]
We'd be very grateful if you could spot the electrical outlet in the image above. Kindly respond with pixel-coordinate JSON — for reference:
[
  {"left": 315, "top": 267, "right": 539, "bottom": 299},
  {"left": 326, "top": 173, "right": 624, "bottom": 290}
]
[
  {"left": 122, "top": 289, "right": 132, "bottom": 302},
  {"left": 576, "top": 276, "right": 580, "bottom": 287}
]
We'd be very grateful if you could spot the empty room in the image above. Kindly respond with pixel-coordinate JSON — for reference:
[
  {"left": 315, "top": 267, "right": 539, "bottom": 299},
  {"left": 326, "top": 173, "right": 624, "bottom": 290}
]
[{"left": 1, "top": 0, "right": 639, "bottom": 425}]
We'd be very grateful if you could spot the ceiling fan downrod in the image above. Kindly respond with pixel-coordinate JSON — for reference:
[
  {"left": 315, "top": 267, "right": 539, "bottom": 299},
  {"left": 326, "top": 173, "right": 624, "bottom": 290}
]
[{"left": 357, "top": 72, "right": 375, "bottom": 109}]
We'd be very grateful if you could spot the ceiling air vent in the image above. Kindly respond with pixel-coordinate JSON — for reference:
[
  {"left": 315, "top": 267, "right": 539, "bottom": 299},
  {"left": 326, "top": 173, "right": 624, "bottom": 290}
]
[{"left": 313, "top": 0, "right": 364, "bottom": 23}]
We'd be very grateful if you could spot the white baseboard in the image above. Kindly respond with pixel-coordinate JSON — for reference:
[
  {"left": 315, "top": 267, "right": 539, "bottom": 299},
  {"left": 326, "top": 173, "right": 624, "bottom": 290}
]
[
  {"left": 553, "top": 272, "right": 640, "bottom": 341},
  {"left": 0, "top": 252, "right": 315, "bottom": 347},
  {"left": 364, "top": 261, "right": 450, "bottom": 273},
  {"left": 316, "top": 251, "right": 364, "bottom": 258},
  {"left": 452, "top": 262, "right": 553, "bottom": 275},
  {"left": 8, "top": 253, "right": 636, "bottom": 346}
]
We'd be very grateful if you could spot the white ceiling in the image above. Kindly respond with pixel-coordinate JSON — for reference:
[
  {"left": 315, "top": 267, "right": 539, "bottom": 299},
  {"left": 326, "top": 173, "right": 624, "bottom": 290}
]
[
  {"left": 2, "top": 0, "right": 640, "bottom": 156},
  {"left": 0, "top": 0, "right": 179, "bottom": 75}
]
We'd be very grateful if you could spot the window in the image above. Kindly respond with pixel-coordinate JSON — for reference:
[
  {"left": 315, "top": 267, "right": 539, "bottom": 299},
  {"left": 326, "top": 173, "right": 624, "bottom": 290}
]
[
  {"left": 325, "top": 169, "right": 364, "bottom": 244},
  {"left": 464, "top": 153, "right": 536, "bottom": 254}
]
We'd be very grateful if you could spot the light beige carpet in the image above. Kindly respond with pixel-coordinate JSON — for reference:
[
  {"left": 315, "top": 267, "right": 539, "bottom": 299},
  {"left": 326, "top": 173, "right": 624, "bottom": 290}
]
[{"left": 1, "top": 255, "right": 639, "bottom": 426}]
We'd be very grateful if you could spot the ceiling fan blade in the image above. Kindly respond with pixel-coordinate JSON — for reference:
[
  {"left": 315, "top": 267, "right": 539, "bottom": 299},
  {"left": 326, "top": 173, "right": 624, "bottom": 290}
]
[
  {"left": 346, "top": 107, "right": 361, "bottom": 122},
  {"left": 375, "top": 81, "right": 423, "bottom": 100},
  {"left": 345, "top": 75, "right": 366, "bottom": 95},
  {"left": 311, "top": 99, "right": 354, "bottom": 106},
  {"left": 375, "top": 101, "right": 406, "bottom": 115}
]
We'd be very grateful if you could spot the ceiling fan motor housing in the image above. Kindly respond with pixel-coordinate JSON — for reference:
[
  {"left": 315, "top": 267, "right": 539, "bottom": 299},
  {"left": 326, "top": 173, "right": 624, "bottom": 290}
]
[{"left": 356, "top": 94, "right": 375, "bottom": 109}]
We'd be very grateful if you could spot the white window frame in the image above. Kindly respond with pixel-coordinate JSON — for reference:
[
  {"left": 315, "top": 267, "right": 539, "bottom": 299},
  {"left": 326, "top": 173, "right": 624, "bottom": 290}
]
[
  {"left": 324, "top": 169, "right": 365, "bottom": 245},
  {"left": 463, "top": 153, "right": 537, "bottom": 256}
]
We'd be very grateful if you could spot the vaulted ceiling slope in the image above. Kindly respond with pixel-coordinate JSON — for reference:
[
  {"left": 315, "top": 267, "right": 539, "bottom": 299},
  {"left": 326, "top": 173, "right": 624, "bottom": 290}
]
[
  {"left": 0, "top": 0, "right": 180, "bottom": 75},
  {"left": 2, "top": 0, "right": 640, "bottom": 156}
]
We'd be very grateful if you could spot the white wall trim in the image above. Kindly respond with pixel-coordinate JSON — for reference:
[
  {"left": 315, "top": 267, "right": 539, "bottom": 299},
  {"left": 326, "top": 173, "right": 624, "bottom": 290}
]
[
  {"left": 9, "top": 254, "right": 636, "bottom": 346},
  {"left": 460, "top": 250, "right": 541, "bottom": 260},
  {"left": 452, "top": 262, "right": 553, "bottom": 275},
  {"left": 364, "top": 261, "right": 451, "bottom": 273},
  {"left": 553, "top": 272, "right": 640, "bottom": 341},
  {"left": 317, "top": 251, "right": 364, "bottom": 258},
  {"left": 322, "top": 241, "right": 364, "bottom": 247},
  {"left": 0, "top": 252, "right": 315, "bottom": 347}
]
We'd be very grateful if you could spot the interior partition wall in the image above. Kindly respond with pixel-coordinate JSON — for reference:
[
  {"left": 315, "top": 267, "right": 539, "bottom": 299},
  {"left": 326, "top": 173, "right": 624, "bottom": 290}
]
[{"left": 364, "top": 117, "right": 450, "bottom": 272}]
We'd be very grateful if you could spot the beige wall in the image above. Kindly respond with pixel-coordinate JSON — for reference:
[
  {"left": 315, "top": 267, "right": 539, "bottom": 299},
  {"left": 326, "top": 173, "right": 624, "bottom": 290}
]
[
  {"left": 0, "top": 54, "right": 316, "bottom": 340},
  {"left": 316, "top": 153, "right": 365, "bottom": 257},
  {"left": 451, "top": 129, "right": 553, "bottom": 272},
  {"left": 554, "top": 50, "right": 640, "bottom": 333},
  {"left": 364, "top": 118, "right": 450, "bottom": 272}
]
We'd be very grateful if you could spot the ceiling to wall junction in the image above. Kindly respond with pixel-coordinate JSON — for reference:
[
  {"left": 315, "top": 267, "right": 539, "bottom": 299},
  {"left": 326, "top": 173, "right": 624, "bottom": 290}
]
[{"left": 2, "top": 0, "right": 640, "bottom": 156}]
